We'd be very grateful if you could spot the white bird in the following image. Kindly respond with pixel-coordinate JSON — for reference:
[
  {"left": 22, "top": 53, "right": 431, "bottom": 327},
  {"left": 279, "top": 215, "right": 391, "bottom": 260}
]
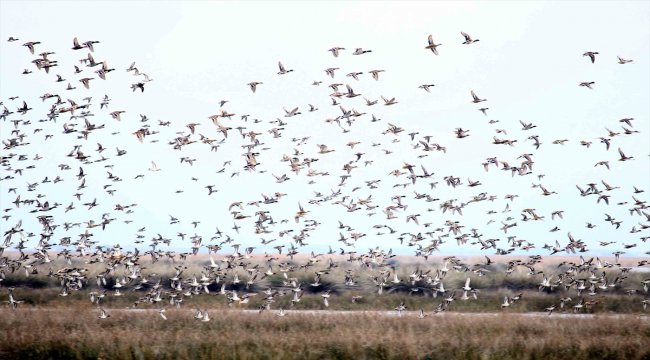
[
  {"left": 417, "top": 308, "right": 427, "bottom": 318},
  {"left": 194, "top": 308, "right": 204, "bottom": 320},
  {"left": 98, "top": 307, "right": 110, "bottom": 319},
  {"left": 201, "top": 310, "right": 210, "bottom": 322},
  {"left": 462, "top": 277, "right": 472, "bottom": 292}
]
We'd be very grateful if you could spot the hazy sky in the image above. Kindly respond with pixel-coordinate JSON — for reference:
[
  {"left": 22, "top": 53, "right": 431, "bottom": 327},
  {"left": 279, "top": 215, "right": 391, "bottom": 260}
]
[{"left": 1, "top": 1, "right": 648, "bottom": 257}]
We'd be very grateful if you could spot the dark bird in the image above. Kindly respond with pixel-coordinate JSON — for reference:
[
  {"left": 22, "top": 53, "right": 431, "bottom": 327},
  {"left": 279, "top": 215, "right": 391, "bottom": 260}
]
[{"left": 583, "top": 51, "right": 599, "bottom": 63}]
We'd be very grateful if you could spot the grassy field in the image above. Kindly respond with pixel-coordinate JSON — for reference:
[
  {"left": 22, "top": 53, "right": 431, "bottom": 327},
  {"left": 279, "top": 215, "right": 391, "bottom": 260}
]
[{"left": 0, "top": 308, "right": 648, "bottom": 360}]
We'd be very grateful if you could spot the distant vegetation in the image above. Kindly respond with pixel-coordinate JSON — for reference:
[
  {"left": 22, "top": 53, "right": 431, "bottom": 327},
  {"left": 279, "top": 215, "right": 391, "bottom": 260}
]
[{"left": 2, "top": 254, "right": 648, "bottom": 314}]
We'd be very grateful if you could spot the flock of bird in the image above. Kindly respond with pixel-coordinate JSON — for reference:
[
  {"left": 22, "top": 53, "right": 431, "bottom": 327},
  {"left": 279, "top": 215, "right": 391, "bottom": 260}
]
[{"left": 1, "top": 31, "right": 649, "bottom": 320}]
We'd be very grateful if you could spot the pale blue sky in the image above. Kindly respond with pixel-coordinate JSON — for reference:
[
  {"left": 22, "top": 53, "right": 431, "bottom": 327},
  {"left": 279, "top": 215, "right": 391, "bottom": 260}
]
[{"left": 1, "top": 1, "right": 648, "bottom": 256}]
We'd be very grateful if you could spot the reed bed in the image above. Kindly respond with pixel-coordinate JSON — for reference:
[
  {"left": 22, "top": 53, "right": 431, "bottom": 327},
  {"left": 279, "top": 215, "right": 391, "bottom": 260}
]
[{"left": 1, "top": 308, "right": 648, "bottom": 360}]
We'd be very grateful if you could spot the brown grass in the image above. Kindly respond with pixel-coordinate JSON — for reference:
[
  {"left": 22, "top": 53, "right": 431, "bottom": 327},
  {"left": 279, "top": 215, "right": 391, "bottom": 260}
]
[{"left": 0, "top": 308, "right": 648, "bottom": 360}]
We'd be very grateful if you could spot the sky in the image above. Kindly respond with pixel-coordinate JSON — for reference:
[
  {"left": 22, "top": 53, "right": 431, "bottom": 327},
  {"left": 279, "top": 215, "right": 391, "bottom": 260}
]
[{"left": 0, "top": 1, "right": 649, "bottom": 257}]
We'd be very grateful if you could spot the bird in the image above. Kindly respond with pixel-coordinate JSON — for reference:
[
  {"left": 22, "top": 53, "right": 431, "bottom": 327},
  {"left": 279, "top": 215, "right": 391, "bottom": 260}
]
[
  {"left": 381, "top": 96, "right": 398, "bottom": 105},
  {"left": 79, "top": 77, "right": 94, "bottom": 89},
  {"left": 617, "top": 56, "right": 633, "bottom": 64},
  {"left": 148, "top": 161, "right": 161, "bottom": 172},
  {"left": 324, "top": 67, "right": 339, "bottom": 78},
  {"left": 98, "top": 307, "right": 110, "bottom": 319},
  {"left": 277, "top": 61, "right": 293, "bottom": 75},
  {"left": 368, "top": 70, "right": 385, "bottom": 81},
  {"left": 579, "top": 81, "right": 595, "bottom": 89},
  {"left": 395, "top": 301, "right": 407, "bottom": 316},
  {"left": 471, "top": 90, "right": 486, "bottom": 103},
  {"left": 83, "top": 40, "right": 100, "bottom": 52},
  {"left": 22, "top": 41, "right": 41, "bottom": 54},
  {"left": 131, "top": 82, "right": 145, "bottom": 92},
  {"left": 425, "top": 35, "right": 442, "bottom": 55},
  {"left": 462, "top": 277, "right": 472, "bottom": 292},
  {"left": 328, "top": 47, "right": 345, "bottom": 57},
  {"left": 461, "top": 32, "right": 479, "bottom": 44},
  {"left": 248, "top": 81, "right": 263, "bottom": 93},
  {"left": 294, "top": 203, "right": 309, "bottom": 223},
  {"left": 583, "top": 51, "right": 599, "bottom": 63},
  {"left": 283, "top": 107, "right": 301, "bottom": 117},
  {"left": 72, "top": 37, "right": 85, "bottom": 50},
  {"left": 347, "top": 71, "right": 363, "bottom": 80},
  {"left": 417, "top": 308, "right": 427, "bottom": 318},
  {"left": 619, "top": 117, "right": 634, "bottom": 127},
  {"left": 109, "top": 111, "right": 125, "bottom": 121},
  {"left": 6, "top": 288, "right": 24, "bottom": 309},
  {"left": 501, "top": 296, "right": 511, "bottom": 308},
  {"left": 352, "top": 48, "right": 372, "bottom": 55},
  {"left": 617, "top": 148, "right": 633, "bottom": 161},
  {"left": 545, "top": 304, "right": 556, "bottom": 315}
]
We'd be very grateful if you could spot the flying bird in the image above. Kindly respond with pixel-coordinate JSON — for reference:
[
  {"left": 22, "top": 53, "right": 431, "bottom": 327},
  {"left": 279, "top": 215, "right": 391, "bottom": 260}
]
[
  {"left": 583, "top": 51, "right": 599, "bottom": 63},
  {"left": 461, "top": 32, "right": 479, "bottom": 44},
  {"left": 425, "top": 35, "right": 441, "bottom": 55}
]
